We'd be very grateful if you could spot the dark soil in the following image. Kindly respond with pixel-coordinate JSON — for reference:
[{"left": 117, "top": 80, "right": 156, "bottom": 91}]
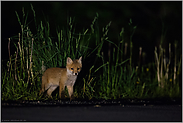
[{"left": 2, "top": 98, "right": 181, "bottom": 107}]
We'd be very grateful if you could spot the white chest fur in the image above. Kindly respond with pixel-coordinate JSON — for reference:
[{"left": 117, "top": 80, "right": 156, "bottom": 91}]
[{"left": 65, "top": 74, "right": 77, "bottom": 86}]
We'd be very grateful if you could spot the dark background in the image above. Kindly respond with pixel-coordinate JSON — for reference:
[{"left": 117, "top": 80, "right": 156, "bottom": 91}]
[{"left": 1, "top": 1, "right": 182, "bottom": 65}]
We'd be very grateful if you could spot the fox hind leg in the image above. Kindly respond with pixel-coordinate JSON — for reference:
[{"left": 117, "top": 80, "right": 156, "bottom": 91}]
[
  {"left": 39, "top": 81, "right": 46, "bottom": 95},
  {"left": 47, "top": 85, "right": 58, "bottom": 98},
  {"left": 40, "top": 75, "right": 47, "bottom": 95}
]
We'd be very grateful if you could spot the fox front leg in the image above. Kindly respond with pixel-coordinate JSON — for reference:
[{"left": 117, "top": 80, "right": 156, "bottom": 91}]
[
  {"left": 67, "top": 85, "right": 74, "bottom": 101},
  {"left": 59, "top": 81, "right": 65, "bottom": 99}
]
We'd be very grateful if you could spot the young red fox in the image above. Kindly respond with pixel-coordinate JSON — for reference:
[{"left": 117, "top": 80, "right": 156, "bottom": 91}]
[{"left": 39, "top": 57, "right": 82, "bottom": 100}]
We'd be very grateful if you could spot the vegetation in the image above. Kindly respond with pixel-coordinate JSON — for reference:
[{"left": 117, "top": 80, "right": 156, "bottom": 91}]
[{"left": 2, "top": 6, "right": 181, "bottom": 101}]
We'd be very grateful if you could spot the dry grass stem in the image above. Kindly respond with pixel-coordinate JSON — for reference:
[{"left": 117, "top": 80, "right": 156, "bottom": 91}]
[
  {"left": 27, "top": 38, "right": 34, "bottom": 84},
  {"left": 164, "top": 43, "right": 171, "bottom": 80},
  {"left": 41, "top": 61, "right": 46, "bottom": 74},
  {"left": 154, "top": 47, "right": 160, "bottom": 86},
  {"left": 14, "top": 48, "right": 18, "bottom": 81},
  {"left": 174, "top": 43, "right": 177, "bottom": 84},
  {"left": 139, "top": 47, "right": 142, "bottom": 66},
  {"left": 26, "top": 47, "right": 29, "bottom": 71},
  {"left": 8, "top": 38, "right": 11, "bottom": 72},
  {"left": 124, "top": 43, "right": 127, "bottom": 58}
]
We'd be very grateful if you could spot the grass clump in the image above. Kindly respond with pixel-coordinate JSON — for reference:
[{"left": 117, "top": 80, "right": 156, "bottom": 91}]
[{"left": 2, "top": 5, "right": 181, "bottom": 101}]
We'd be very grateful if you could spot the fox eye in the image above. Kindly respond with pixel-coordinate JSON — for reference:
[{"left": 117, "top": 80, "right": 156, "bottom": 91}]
[
  {"left": 77, "top": 68, "right": 80, "bottom": 70},
  {"left": 71, "top": 68, "right": 74, "bottom": 70}
]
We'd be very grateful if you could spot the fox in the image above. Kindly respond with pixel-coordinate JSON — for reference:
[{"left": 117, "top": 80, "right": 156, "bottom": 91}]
[{"left": 39, "top": 57, "right": 82, "bottom": 100}]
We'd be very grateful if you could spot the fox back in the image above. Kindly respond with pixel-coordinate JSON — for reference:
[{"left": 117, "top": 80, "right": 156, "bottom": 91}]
[{"left": 40, "top": 57, "right": 82, "bottom": 100}]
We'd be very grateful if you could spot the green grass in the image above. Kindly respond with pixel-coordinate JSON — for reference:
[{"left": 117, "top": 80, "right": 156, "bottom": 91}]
[{"left": 2, "top": 6, "right": 181, "bottom": 101}]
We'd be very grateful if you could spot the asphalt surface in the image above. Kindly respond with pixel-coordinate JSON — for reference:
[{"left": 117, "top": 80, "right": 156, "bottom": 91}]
[{"left": 2, "top": 104, "right": 182, "bottom": 121}]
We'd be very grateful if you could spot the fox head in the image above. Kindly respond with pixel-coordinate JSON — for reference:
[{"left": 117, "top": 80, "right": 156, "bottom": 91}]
[{"left": 66, "top": 57, "right": 82, "bottom": 76}]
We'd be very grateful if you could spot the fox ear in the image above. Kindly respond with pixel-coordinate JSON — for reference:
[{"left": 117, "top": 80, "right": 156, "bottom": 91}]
[
  {"left": 78, "top": 56, "right": 82, "bottom": 64},
  {"left": 67, "top": 57, "right": 73, "bottom": 64}
]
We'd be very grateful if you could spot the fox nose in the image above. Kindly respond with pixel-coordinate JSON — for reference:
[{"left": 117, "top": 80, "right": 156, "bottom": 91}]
[{"left": 74, "top": 73, "right": 78, "bottom": 75}]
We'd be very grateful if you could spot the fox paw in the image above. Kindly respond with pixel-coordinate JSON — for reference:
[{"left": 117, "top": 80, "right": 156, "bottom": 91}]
[{"left": 70, "top": 95, "right": 75, "bottom": 101}]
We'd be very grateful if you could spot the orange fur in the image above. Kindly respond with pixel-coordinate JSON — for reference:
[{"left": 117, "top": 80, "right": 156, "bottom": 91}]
[{"left": 39, "top": 57, "right": 82, "bottom": 100}]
